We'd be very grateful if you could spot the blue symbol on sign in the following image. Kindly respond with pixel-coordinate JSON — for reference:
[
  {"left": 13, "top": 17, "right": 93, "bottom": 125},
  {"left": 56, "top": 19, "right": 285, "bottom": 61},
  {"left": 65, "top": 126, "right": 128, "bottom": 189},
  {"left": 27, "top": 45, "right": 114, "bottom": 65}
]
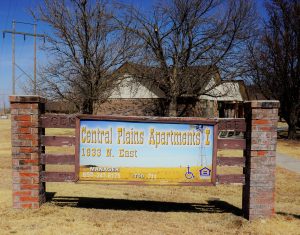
[
  {"left": 199, "top": 167, "right": 211, "bottom": 177},
  {"left": 185, "top": 165, "right": 194, "bottom": 179}
]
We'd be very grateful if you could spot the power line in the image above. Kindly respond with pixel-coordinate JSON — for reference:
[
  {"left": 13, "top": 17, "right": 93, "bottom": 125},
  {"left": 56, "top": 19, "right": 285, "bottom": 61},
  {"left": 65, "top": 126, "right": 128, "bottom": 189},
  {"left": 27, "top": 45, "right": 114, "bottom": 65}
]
[
  {"left": 3, "top": 20, "right": 45, "bottom": 95},
  {"left": 15, "top": 63, "right": 34, "bottom": 83}
]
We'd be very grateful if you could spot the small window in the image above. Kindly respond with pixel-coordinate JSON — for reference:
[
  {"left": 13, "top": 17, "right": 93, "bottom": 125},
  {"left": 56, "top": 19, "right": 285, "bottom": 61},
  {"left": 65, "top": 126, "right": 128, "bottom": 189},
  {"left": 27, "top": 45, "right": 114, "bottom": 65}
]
[{"left": 227, "top": 131, "right": 234, "bottom": 137}]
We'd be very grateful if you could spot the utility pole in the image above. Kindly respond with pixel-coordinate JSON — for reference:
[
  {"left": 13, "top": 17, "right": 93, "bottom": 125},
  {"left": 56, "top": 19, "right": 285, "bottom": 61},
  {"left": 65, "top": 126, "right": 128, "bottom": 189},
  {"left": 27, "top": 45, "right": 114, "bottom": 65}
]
[
  {"left": 12, "top": 21, "right": 15, "bottom": 95},
  {"left": 33, "top": 21, "right": 37, "bottom": 95},
  {"left": 3, "top": 20, "right": 45, "bottom": 95}
]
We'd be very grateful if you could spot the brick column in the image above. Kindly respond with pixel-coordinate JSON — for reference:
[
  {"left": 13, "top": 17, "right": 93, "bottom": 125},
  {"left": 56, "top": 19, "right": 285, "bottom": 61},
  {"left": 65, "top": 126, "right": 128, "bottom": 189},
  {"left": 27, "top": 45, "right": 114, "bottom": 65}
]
[
  {"left": 10, "top": 96, "right": 46, "bottom": 209},
  {"left": 243, "top": 100, "right": 279, "bottom": 220}
]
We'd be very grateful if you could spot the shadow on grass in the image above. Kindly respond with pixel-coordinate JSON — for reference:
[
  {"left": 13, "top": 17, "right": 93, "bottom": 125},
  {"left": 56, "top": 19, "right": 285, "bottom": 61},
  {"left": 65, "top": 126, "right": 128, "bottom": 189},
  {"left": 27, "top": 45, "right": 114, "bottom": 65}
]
[
  {"left": 46, "top": 192, "right": 242, "bottom": 216},
  {"left": 277, "top": 129, "right": 300, "bottom": 140},
  {"left": 277, "top": 212, "right": 300, "bottom": 220}
]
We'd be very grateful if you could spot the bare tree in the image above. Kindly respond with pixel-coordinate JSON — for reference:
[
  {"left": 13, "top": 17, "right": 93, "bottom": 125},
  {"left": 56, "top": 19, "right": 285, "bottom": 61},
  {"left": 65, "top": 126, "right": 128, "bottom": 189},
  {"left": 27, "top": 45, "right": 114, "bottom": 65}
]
[
  {"left": 35, "top": 0, "right": 135, "bottom": 114},
  {"left": 117, "top": 0, "right": 257, "bottom": 116},
  {"left": 247, "top": 0, "right": 300, "bottom": 139}
]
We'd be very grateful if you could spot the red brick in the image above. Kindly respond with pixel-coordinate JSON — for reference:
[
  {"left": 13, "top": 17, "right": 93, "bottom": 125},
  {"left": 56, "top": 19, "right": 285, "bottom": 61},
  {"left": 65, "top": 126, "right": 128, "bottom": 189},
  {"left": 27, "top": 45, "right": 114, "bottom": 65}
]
[
  {"left": 252, "top": 120, "right": 272, "bottom": 125},
  {"left": 31, "top": 203, "right": 40, "bottom": 209},
  {"left": 12, "top": 140, "right": 32, "bottom": 147},
  {"left": 14, "top": 115, "right": 31, "bottom": 121},
  {"left": 12, "top": 127, "right": 31, "bottom": 134},
  {"left": 30, "top": 166, "right": 40, "bottom": 172},
  {"left": 10, "top": 103, "right": 32, "bottom": 109},
  {"left": 19, "top": 147, "right": 38, "bottom": 153},
  {"left": 19, "top": 159, "right": 39, "bottom": 165},
  {"left": 19, "top": 172, "right": 38, "bottom": 178},
  {"left": 12, "top": 159, "right": 20, "bottom": 166},
  {"left": 13, "top": 165, "right": 32, "bottom": 171},
  {"left": 20, "top": 178, "right": 33, "bottom": 184},
  {"left": 13, "top": 191, "right": 32, "bottom": 196},
  {"left": 12, "top": 153, "right": 32, "bottom": 159},
  {"left": 17, "top": 109, "right": 38, "bottom": 115},
  {"left": 20, "top": 203, "right": 33, "bottom": 209},
  {"left": 16, "top": 121, "right": 33, "bottom": 128},
  {"left": 20, "top": 184, "right": 40, "bottom": 190},
  {"left": 13, "top": 202, "right": 21, "bottom": 208},
  {"left": 18, "top": 134, "right": 36, "bottom": 140},
  {"left": 20, "top": 196, "right": 39, "bottom": 202},
  {"left": 257, "top": 126, "right": 277, "bottom": 132}
]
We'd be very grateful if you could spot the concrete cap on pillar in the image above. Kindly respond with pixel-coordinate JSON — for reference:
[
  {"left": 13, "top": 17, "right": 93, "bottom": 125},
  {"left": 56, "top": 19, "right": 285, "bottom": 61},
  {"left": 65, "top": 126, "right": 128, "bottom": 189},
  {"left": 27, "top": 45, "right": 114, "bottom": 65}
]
[{"left": 9, "top": 95, "right": 46, "bottom": 103}]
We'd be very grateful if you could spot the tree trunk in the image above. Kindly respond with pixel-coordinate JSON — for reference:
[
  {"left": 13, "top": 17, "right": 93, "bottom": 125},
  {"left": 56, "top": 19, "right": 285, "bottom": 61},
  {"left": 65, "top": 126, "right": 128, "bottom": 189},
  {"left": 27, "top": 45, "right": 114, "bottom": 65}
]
[
  {"left": 81, "top": 98, "right": 94, "bottom": 114},
  {"left": 288, "top": 123, "right": 297, "bottom": 139},
  {"left": 286, "top": 107, "right": 299, "bottom": 140},
  {"left": 168, "top": 97, "right": 177, "bottom": 117}
]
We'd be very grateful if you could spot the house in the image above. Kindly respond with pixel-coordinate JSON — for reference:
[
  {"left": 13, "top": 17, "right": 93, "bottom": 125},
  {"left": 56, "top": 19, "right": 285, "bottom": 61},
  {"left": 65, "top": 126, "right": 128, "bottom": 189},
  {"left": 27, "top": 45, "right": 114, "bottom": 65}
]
[{"left": 95, "top": 62, "right": 249, "bottom": 118}]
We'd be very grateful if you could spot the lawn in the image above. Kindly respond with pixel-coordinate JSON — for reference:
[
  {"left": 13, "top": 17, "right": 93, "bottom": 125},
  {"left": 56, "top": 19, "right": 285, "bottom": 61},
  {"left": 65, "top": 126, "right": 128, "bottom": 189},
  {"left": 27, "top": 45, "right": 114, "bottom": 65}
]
[
  {"left": 277, "top": 121, "right": 300, "bottom": 160},
  {"left": 277, "top": 139, "right": 300, "bottom": 160},
  {"left": 0, "top": 119, "right": 299, "bottom": 235}
]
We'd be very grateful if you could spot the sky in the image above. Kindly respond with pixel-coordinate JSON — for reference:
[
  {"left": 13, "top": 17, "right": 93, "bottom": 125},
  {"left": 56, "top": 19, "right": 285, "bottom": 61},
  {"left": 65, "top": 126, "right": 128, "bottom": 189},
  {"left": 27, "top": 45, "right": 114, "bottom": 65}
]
[{"left": 0, "top": 0, "right": 267, "bottom": 108}]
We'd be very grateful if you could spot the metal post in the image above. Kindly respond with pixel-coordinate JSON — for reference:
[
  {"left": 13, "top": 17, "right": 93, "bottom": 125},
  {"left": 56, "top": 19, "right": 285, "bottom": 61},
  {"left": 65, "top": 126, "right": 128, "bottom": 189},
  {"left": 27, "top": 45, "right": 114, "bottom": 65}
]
[
  {"left": 34, "top": 22, "right": 37, "bottom": 95},
  {"left": 12, "top": 20, "right": 15, "bottom": 95},
  {"left": 3, "top": 21, "right": 44, "bottom": 96}
]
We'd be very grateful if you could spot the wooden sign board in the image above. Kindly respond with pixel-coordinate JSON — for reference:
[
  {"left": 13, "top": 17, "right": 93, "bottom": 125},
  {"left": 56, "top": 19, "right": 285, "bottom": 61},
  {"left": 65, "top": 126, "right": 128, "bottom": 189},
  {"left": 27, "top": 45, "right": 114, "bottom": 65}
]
[{"left": 75, "top": 116, "right": 218, "bottom": 186}]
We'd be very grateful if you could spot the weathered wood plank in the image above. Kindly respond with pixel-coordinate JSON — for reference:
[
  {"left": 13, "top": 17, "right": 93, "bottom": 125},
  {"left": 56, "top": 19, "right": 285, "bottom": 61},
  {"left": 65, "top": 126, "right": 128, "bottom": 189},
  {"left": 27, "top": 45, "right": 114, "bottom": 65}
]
[
  {"left": 42, "top": 136, "right": 75, "bottom": 146},
  {"left": 41, "top": 172, "right": 76, "bottom": 182},
  {"left": 218, "top": 139, "right": 246, "bottom": 150},
  {"left": 217, "top": 157, "right": 245, "bottom": 166},
  {"left": 41, "top": 115, "right": 246, "bottom": 130},
  {"left": 217, "top": 174, "right": 245, "bottom": 184},
  {"left": 41, "top": 114, "right": 76, "bottom": 128},
  {"left": 41, "top": 154, "right": 75, "bottom": 165},
  {"left": 218, "top": 118, "right": 246, "bottom": 132},
  {"left": 76, "top": 115, "right": 217, "bottom": 125}
]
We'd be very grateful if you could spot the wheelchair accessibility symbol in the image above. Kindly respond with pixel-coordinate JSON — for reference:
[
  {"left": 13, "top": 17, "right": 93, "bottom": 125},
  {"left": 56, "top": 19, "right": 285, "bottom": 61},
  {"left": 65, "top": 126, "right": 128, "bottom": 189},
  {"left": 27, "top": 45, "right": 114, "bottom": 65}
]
[{"left": 185, "top": 165, "right": 195, "bottom": 179}]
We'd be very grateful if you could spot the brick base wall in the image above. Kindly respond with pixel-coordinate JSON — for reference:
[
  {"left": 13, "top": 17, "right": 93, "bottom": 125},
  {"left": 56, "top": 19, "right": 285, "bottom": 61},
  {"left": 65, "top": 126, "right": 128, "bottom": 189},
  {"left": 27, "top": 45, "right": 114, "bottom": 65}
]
[
  {"left": 96, "top": 98, "right": 217, "bottom": 117},
  {"left": 242, "top": 100, "right": 279, "bottom": 220},
  {"left": 95, "top": 99, "right": 165, "bottom": 116},
  {"left": 10, "top": 96, "right": 46, "bottom": 209}
]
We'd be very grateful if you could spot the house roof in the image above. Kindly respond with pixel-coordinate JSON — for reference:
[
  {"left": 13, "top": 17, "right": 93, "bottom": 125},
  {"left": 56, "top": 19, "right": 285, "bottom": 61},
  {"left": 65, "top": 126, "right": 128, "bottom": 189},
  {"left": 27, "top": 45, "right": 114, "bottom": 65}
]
[
  {"left": 115, "top": 62, "right": 221, "bottom": 89},
  {"left": 112, "top": 62, "right": 248, "bottom": 101},
  {"left": 199, "top": 80, "right": 249, "bottom": 102},
  {"left": 109, "top": 75, "right": 166, "bottom": 99}
]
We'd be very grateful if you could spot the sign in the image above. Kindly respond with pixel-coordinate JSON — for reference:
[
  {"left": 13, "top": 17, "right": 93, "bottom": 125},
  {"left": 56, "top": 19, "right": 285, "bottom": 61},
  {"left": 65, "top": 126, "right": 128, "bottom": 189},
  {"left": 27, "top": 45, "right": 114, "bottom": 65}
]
[{"left": 76, "top": 116, "right": 217, "bottom": 185}]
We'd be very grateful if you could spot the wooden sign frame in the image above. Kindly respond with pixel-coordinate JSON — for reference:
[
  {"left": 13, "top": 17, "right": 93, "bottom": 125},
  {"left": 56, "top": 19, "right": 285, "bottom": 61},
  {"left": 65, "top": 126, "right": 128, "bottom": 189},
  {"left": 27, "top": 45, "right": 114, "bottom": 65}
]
[{"left": 75, "top": 115, "right": 218, "bottom": 186}]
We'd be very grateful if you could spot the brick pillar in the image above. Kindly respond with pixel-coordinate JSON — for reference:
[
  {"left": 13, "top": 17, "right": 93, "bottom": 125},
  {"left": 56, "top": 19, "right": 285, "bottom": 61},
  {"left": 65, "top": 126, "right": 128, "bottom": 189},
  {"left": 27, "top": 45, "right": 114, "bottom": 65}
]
[
  {"left": 243, "top": 100, "right": 279, "bottom": 220},
  {"left": 10, "top": 96, "right": 46, "bottom": 209}
]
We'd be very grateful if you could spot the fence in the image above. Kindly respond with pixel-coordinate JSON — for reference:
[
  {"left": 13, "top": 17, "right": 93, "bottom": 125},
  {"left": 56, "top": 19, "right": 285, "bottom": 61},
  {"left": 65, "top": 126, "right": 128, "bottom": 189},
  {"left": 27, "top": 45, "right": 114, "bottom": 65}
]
[{"left": 10, "top": 96, "right": 279, "bottom": 220}]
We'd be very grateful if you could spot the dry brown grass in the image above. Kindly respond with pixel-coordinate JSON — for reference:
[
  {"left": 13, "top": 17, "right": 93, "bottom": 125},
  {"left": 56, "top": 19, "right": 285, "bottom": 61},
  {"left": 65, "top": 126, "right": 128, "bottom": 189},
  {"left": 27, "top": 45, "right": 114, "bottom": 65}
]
[
  {"left": 0, "top": 119, "right": 299, "bottom": 235},
  {"left": 277, "top": 121, "right": 300, "bottom": 160},
  {"left": 277, "top": 139, "right": 300, "bottom": 160}
]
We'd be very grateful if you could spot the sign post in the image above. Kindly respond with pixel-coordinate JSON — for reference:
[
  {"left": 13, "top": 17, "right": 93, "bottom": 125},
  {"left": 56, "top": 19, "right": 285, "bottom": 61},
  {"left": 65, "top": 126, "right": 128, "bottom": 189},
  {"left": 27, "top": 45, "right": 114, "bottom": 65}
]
[{"left": 75, "top": 116, "right": 218, "bottom": 186}]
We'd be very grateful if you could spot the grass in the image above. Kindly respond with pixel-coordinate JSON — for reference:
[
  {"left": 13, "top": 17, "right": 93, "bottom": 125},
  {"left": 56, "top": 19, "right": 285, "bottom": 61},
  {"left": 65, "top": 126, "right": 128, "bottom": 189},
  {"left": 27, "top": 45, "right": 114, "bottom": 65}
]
[
  {"left": 0, "top": 119, "right": 300, "bottom": 234},
  {"left": 276, "top": 121, "right": 300, "bottom": 160},
  {"left": 277, "top": 139, "right": 300, "bottom": 160}
]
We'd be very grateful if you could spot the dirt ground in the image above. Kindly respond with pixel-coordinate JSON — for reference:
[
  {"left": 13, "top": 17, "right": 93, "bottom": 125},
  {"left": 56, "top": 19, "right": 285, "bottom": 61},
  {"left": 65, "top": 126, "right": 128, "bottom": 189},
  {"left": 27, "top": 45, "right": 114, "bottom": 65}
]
[{"left": 0, "top": 119, "right": 299, "bottom": 235}]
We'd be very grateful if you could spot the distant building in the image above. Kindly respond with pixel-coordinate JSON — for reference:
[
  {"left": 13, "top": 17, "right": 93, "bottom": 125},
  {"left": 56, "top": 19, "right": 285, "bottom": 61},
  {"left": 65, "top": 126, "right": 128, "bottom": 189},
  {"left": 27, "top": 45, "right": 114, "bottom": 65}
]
[{"left": 95, "top": 62, "right": 249, "bottom": 118}]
